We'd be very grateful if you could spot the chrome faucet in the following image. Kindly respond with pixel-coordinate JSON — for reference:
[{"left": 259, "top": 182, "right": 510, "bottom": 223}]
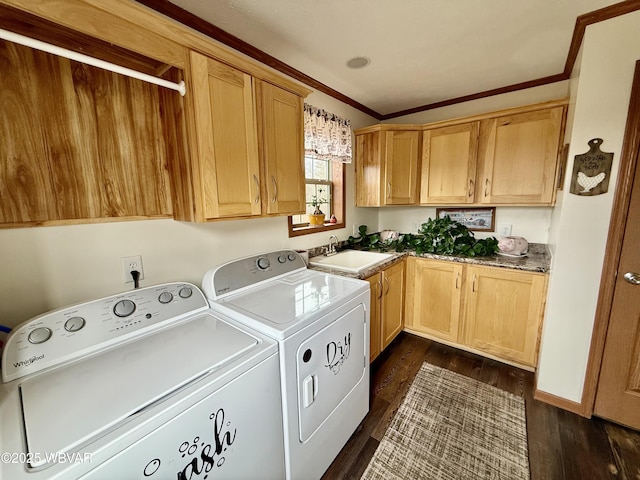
[{"left": 327, "top": 235, "right": 339, "bottom": 256}]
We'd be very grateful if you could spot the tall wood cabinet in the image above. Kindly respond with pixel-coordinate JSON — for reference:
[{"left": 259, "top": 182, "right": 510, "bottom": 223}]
[
  {"left": 405, "top": 257, "right": 548, "bottom": 368},
  {"left": 478, "top": 106, "right": 564, "bottom": 204},
  {"left": 421, "top": 122, "right": 479, "bottom": 204},
  {"left": 257, "top": 81, "right": 306, "bottom": 216},
  {"left": 189, "top": 53, "right": 261, "bottom": 219},
  {"left": 355, "top": 127, "right": 420, "bottom": 206},
  {"left": 176, "top": 51, "right": 309, "bottom": 222},
  {"left": 367, "top": 260, "right": 406, "bottom": 362}
]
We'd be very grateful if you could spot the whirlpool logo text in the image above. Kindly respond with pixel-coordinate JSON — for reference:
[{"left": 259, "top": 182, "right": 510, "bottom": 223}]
[{"left": 14, "top": 354, "right": 45, "bottom": 368}]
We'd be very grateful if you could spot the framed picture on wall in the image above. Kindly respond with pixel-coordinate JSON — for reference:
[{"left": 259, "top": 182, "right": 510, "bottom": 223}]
[{"left": 436, "top": 207, "right": 496, "bottom": 232}]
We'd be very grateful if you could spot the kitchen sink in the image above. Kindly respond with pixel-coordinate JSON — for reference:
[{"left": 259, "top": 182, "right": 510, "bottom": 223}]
[{"left": 309, "top": 250, "right": 394, "bottom": 273}]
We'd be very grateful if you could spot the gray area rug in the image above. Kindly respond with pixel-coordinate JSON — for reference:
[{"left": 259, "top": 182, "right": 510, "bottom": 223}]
[{"left": 362, "top": 363, "right": 530, "bottom": 480}]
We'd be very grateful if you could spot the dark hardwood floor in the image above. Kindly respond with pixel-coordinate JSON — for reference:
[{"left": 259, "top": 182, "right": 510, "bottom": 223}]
[{"left": 322, "top": 332, "right": 640, "bottom": 480}]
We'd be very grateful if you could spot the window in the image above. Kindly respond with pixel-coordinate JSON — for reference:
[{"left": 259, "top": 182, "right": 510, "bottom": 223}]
[{"left": 288, "top": 105, "right": 351, "bottom": 237}]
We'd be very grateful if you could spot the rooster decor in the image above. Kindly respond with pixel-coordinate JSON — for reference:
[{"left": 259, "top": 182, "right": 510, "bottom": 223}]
[
  {"left": 577, "top": 171, "right": 606, "bottom": 193},
  {"left": 570, "top": 138, "right": 614, "bottom": 196}
]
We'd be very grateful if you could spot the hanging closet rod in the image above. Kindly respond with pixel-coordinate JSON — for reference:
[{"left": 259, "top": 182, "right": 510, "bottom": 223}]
[{"left": 0, "top": 28, "right": 186, "bottom": 96}]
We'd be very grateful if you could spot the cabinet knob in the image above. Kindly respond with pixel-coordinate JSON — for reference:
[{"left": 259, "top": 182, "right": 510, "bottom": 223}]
[
  {"left": 468, "top": 179, "right": 475, "bottom": 198},
  {"left": 484, "top": 178, "right": 490, "bottom": 197},
  {"left": 386, "top": 182, "right": 391, "bottom": 199},
  {"left": 623, "top": 272, "right": 640, "bottom": 285}
]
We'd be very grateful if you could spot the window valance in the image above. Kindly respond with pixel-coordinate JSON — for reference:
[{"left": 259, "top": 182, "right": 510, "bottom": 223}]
[{"left": 304, "top": 104, "right": 352, "bottom": 163}]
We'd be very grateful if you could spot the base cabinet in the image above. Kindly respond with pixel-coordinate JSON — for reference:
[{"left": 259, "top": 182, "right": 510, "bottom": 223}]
[
  {"left": 367, "top": 260, "right": 405, "bottom": 362},
  {"left": 405, "top": 257, "right": 547, "bottom": 368}
]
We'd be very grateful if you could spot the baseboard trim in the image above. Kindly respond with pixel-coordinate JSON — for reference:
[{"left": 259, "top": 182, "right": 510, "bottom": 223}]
[{"left": 534, "top": 389, "right": 588, "bottom": 416}]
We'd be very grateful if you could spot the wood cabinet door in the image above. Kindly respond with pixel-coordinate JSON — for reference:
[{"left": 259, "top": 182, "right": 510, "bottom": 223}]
[
  {"left": 257, "top": 81, "right": 305, "bottom": 215},
  {"left": 190, "top": 51, "right": 261, "bottom": 220},
  {"left": 0, "top": 40, "right": 173, "bottom": 226},
  {"left": 421, "top": 123, "right": 479, "bottom": 204},
  {"left": 478, "top": 106, "right": 564, "bottom": 204},
  {"left": 366, "top": 274, "right": 382, "bottom": 362},
  {"left": 463, "top": 265, "right": 547, "bottom": 366},
  {"left": 381, "top": 261, "right": 406, "bottom": 349},
  {"left": 384, "top": 131, "right": 420, "bottom": 205},
  {"left": 405, "top": 258, "right": 463, "bottom": 342},
  {"left": 355, "top": 132, "right": 384, "bottom": 206}
]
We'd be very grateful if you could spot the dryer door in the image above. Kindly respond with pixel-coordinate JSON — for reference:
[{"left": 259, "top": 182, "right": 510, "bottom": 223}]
[{"left": 296, "top": 303, "right": 366, "bottom": 442}]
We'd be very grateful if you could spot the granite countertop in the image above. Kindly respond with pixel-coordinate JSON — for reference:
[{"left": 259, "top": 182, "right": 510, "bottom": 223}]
[
  {"left": 308, "top": 243, "right": 551, "bottom": 279},
  {"left": 412, "top": 242, "right": 551, "bottom": 273}
]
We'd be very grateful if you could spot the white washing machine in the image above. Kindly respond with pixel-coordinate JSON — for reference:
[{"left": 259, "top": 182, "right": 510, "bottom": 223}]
[
  {"left": 0, "top": 282, "right": 285, "bottom": 480},
  {"left": 202, "top": 250, "right": 370, "bottom": 480}
]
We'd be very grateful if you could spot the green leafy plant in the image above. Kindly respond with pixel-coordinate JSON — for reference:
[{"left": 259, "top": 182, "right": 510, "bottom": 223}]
[
  {"left": 415, "top": 216, "right": 498, "bottom": 257},
  {"left": 310, "top": 188, "right": 327, "bottom": 214},
  {"left": 346, "top": 218, "right": 499, "bottom": 257}
]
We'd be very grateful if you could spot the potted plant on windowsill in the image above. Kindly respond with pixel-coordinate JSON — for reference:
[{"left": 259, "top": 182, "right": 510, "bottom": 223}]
[{"left": 308, "top": 190, "right": 326, "bottom": 227}]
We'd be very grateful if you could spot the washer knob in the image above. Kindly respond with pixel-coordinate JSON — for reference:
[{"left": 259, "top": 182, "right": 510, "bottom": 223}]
[
  {"left": 64, "top": 316, "right": 85, "bottom": 332},
  {"left": 158, "top": 292, "right": 173, "bottom": 304},
  {"left": 256, "top": 257, "right": 270, "bottom": 270},
  {"left": 288, "top": 253, "right": 297, "bottom": 261},
  {"left": 28, "top": 327, "right": 52, "bottom": 344},
  {"left": 278, "top": 254, "right": 287, "bottom": 264},
  {"left": 113, "top": 299, "right": 136, "bottom": 317},
  {"left": 179, "top": 287, "right": 193, "bottom": 299}
]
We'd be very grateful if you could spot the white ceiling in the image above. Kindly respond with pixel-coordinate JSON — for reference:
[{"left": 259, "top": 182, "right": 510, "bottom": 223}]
[{"left": 168, "top": 0, "right": 618, "bottom": 116}]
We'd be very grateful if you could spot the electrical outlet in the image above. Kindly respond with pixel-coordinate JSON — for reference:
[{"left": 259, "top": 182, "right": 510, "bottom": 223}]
[
  {"left": 499, "top": 224, "right": 512, "bottom": 236},
  {"left": 352, "top": 224, "right": 357, "bottom": 236},
  {"left": 121, "top": 255, "right": 144, "bottom": 283}
]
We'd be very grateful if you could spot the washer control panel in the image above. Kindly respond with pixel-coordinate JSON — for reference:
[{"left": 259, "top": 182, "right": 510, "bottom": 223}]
[
  {"left": 203, "top": 250, "right": 307, "bottom": 300},
  {"left": 1, "top": 283, "right": 208, "bottom": 382}
]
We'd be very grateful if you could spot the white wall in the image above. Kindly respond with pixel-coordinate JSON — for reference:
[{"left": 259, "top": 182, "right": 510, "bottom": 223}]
[
  {"left": 378, "top": 206, "right": 552, "bottom": 242},
  {"left": 536, "top": 10, "right": 640, "bottom": 402},
  {"left": 0, "top": 89, "right": 378, "bottom": 328}
]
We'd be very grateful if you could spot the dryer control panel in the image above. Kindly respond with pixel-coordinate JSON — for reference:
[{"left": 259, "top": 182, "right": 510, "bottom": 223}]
[
  {"left": 1, "top": 283, "right": 208, "bottom": 382},
  {"left": 203, "top": 250, "right": 307, "bottom": 300}
]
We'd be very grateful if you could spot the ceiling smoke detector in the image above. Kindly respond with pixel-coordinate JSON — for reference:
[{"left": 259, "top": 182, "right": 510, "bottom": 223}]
[{"left": 346, "top": 56, "right": 371, "bottom": 69}]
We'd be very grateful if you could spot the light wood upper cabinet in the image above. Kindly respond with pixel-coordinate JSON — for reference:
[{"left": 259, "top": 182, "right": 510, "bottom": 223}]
[
  {"left": 0, "top": 40, "right": 173, "bottom": 227},
  {"left": 189, "top": 52, "right": 261, "bottom": 220},
  {"left": 175, "top": 52, "right": 308, "bottom": 222},
  {"left": 356, "top": 101, "right": 567, "bottom": 208},
  {"left": 355, "top": 128, "right": 420, "bottom": 206},
  {"left": 405, "top": 258, "right": 463, "bottom": 343},
  {"left": 257, "top": 80, "right": 306, "bottom": 216},
  {"left": 478, "top": 106, "right": 564, "bottom": 204},
  {"left": 385, "top": 131, "right": 420, "bottom": 205},
  {"left": 421, "top": 122, "right": 479, "bottom": 204},
  {"left": 463, "top": 265, "right": 547, "bottom": 366}
]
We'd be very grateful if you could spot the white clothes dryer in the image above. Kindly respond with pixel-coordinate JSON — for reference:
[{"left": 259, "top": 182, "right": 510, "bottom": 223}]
[{"left": 202, "top": 250, "right": 370, "bottom": 480}]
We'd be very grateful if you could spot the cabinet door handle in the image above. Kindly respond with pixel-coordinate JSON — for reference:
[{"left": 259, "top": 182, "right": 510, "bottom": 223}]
[
  {"left": 455, "top": 271, "right": 460, "bottom": 289},
  {"left": 484, "top": 178, "right": 490, "bottom": 197},
  {"left": 271, "top": 176, "right": 278, "bottom": 203},
  {"left": 253, "top": 174, "right": 260, "bottom": 204},
  {"left": 386, "top": 182, "right": 391, "bottom": 199},
  {"left": 472, "top": 274, "right": 477, "bottom": 292},
  {"left": 468, "top": 178, "right": 474, "bottom": 198},
  {"left": 377, "top": 280, "right": 383, "bottom": 299},
  {"left": 383, "top": 277, "right": 390, "bottom": 296}
]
